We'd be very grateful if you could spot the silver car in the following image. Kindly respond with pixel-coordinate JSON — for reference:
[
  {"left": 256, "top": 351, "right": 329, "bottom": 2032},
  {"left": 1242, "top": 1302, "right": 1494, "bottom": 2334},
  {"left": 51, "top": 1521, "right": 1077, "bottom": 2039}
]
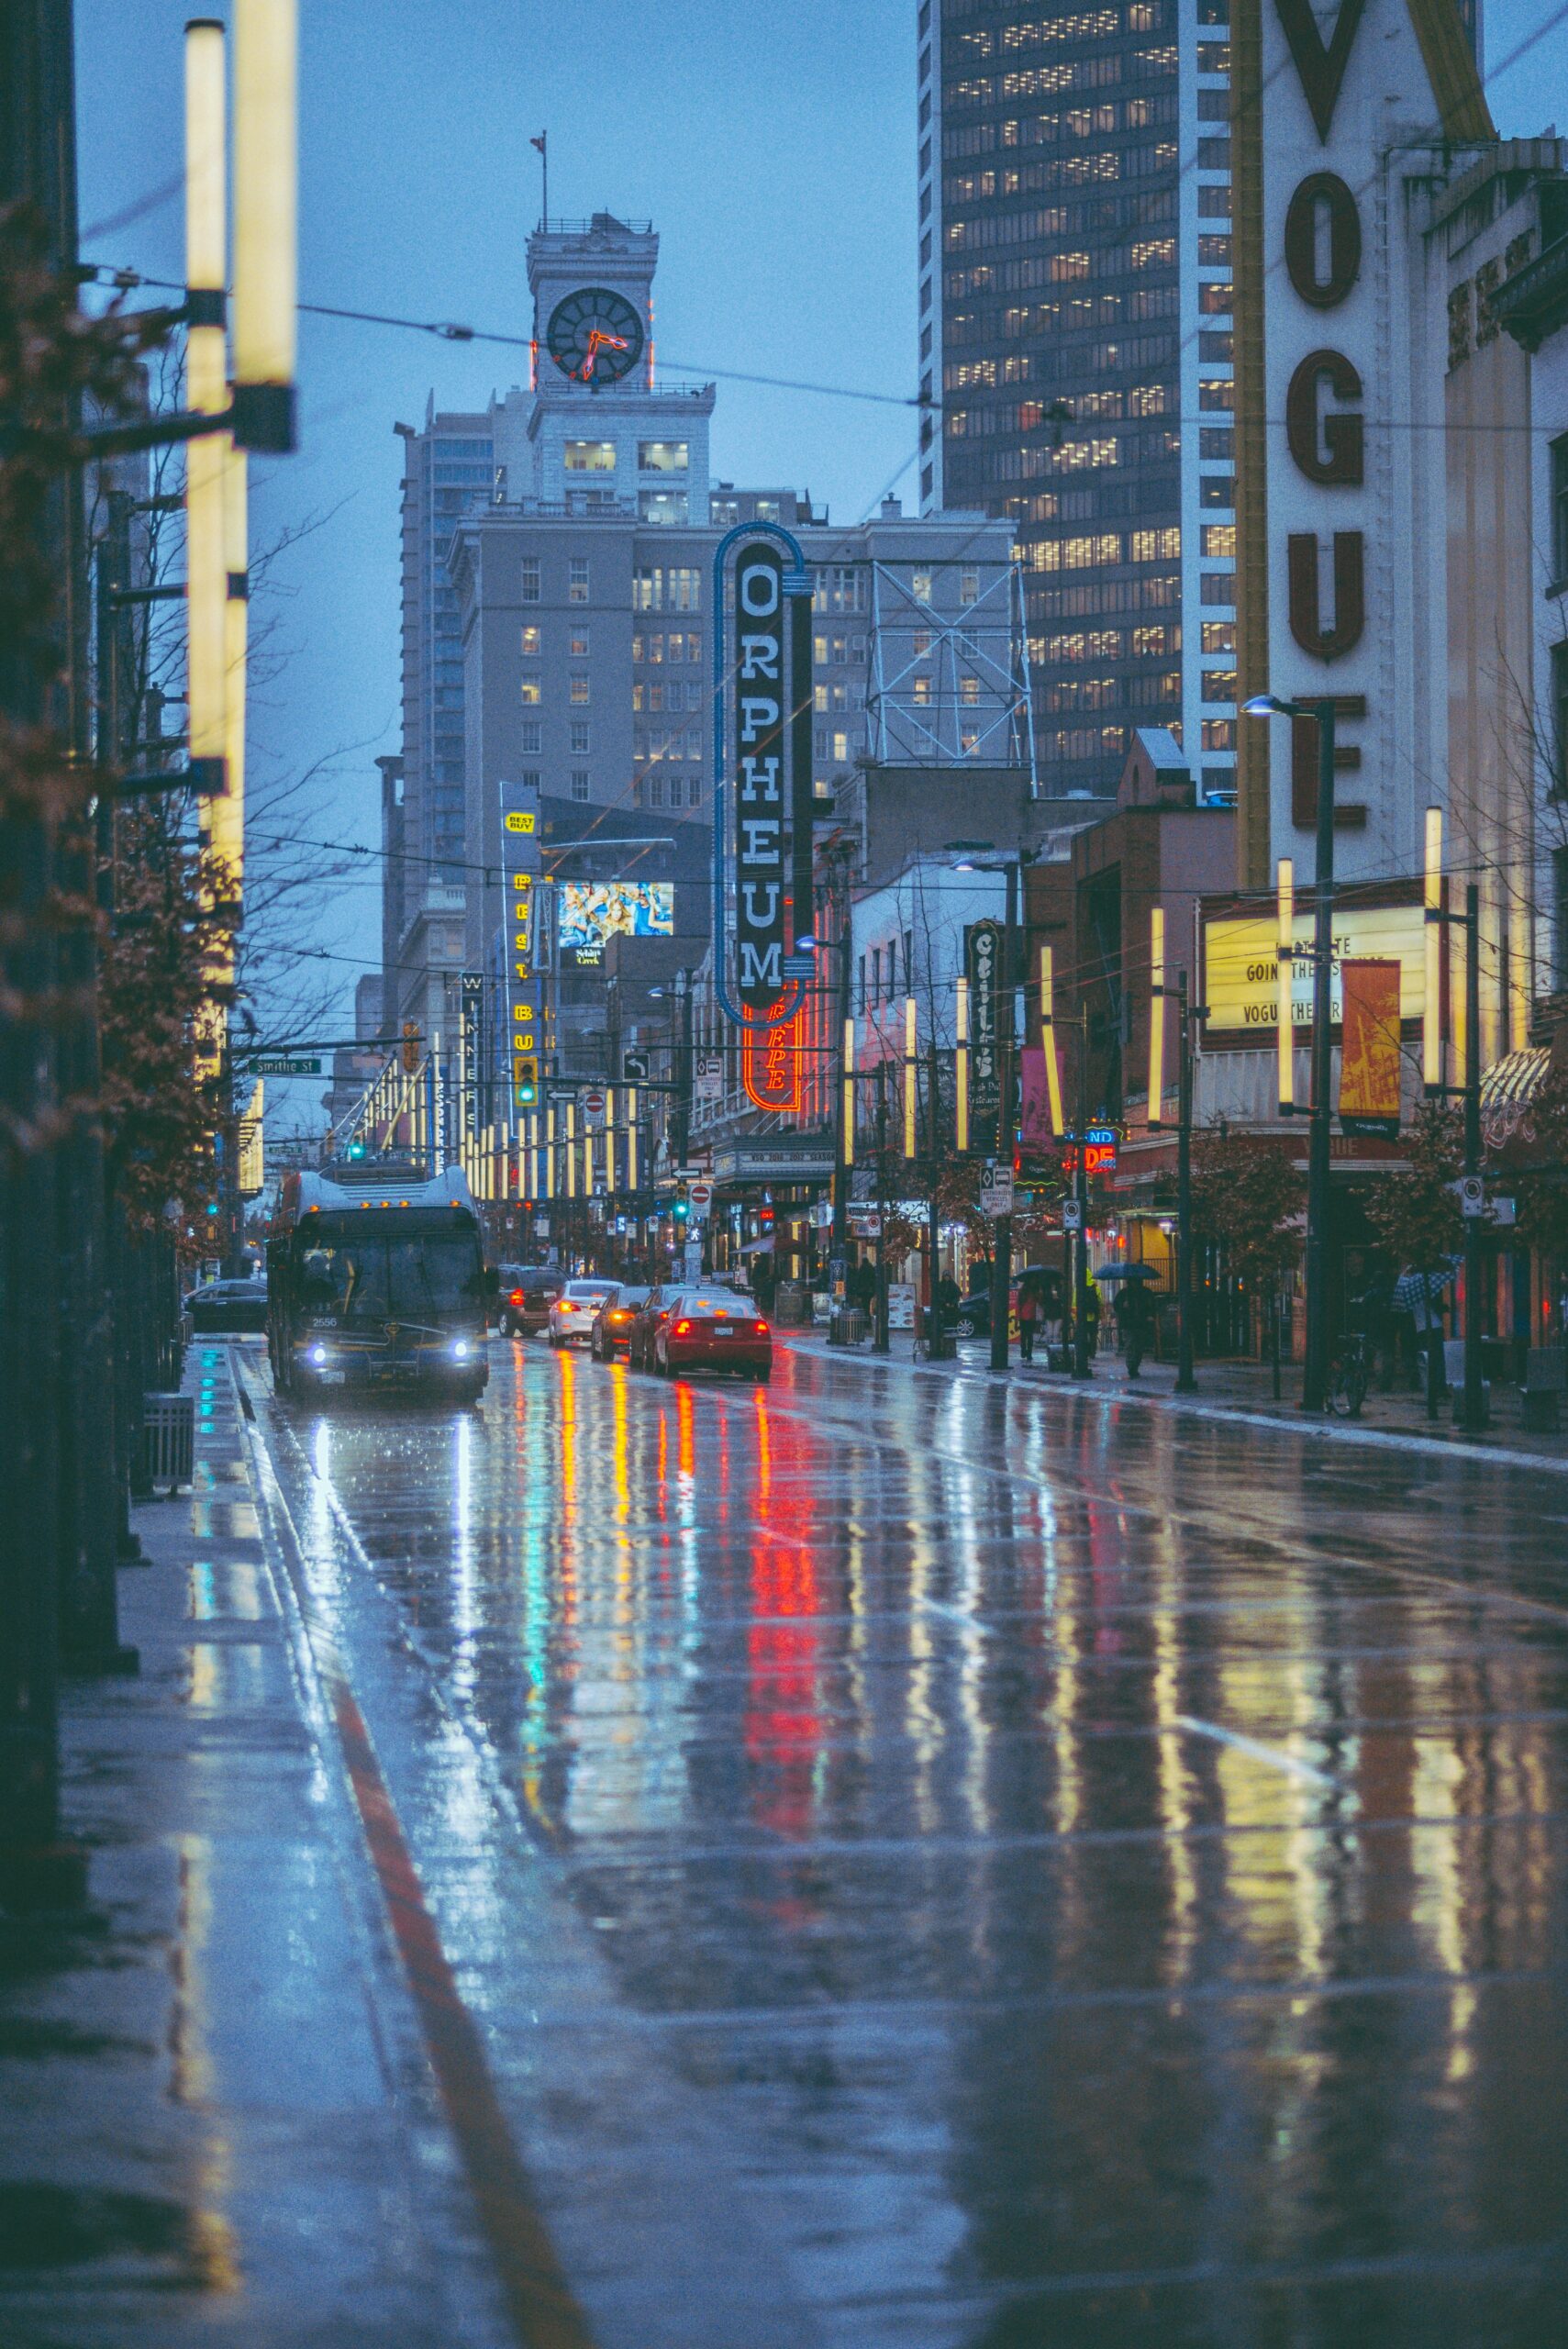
[{"left": 547, "top": 1278, "right": 616, "bottom": 1347}]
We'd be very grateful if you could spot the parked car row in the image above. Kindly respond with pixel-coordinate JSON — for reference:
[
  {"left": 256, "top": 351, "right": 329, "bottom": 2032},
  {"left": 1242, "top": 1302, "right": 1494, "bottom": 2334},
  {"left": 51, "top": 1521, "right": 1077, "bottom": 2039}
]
[{"left": 497, "top": 1269, "right": 772, "bottom": 1383}]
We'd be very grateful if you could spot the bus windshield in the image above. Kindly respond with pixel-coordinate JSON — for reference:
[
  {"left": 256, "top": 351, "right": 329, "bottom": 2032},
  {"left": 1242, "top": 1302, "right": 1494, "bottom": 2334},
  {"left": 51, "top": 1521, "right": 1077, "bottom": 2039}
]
[{"left": 295, "top": 1210, "right": 484, "bottom": 1325}]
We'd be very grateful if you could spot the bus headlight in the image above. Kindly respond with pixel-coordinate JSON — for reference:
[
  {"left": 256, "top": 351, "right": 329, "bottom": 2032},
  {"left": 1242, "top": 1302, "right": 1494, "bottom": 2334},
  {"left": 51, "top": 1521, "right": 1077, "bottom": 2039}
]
[
  {"left": 310, "top": 1342, "right": 328, "bottom": 1366},
  {"left": 451, "top": 1338, "right": 471, "bottom": 1362}
]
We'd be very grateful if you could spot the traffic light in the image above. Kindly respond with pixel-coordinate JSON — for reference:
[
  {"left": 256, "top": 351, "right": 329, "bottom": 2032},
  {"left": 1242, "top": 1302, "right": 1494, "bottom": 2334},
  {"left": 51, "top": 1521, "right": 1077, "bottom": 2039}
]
[
  {"left": 347, "top": 1138, "right": 366, "bottom": 1161},
  {"left": 673, "top": 1180, "right": 689, "bottom": 1223},
  {"left": 512, "top": 1054, "right": 539, "bottom": 1108}
]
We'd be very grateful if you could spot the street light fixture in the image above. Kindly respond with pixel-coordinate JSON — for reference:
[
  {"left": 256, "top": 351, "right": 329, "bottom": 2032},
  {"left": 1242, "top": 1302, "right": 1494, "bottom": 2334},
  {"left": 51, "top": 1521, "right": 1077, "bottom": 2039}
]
[
  {"left": 1243, "top": 690, "right": 1340, "bottom": 1413},
  {"left": 231, "top": 0, "right": 298, "bottom": 453}
]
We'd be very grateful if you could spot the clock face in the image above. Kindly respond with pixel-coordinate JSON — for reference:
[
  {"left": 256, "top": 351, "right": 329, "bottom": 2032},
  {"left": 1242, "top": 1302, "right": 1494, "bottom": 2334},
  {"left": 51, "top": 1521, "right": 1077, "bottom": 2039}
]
[{"left": 545, "top": 287, "right": 645, "bottom": 386}]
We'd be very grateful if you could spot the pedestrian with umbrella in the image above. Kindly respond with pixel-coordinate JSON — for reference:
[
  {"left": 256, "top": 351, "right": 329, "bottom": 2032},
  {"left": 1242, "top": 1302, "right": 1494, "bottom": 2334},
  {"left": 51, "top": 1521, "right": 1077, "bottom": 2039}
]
[
  {"left": 1101, "top": 1264, "right": 1160, "bottom": 1378},
  {"left": 1393, "top": 1264, "right": 1452, "bottom": 1409}
]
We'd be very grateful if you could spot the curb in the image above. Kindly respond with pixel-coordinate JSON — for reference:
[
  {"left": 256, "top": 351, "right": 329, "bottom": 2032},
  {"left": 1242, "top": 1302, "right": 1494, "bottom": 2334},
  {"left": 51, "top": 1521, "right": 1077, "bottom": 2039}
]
[{"left": 775, "top": 1333, "right": 1568, "bottom": 1477}]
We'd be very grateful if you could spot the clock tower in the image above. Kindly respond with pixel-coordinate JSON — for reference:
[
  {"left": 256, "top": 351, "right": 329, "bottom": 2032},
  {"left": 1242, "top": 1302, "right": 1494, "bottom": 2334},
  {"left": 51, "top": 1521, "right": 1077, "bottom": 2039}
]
[{"left": 503, "top": 213, "right": 714, "bottom": 514}]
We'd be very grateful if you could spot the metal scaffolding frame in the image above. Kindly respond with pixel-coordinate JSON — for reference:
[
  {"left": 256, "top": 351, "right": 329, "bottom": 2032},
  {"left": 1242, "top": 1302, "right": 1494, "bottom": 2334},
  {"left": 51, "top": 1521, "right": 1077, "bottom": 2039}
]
[{"left": 865, "top": 559, "right": 1036, "bottom": 785}]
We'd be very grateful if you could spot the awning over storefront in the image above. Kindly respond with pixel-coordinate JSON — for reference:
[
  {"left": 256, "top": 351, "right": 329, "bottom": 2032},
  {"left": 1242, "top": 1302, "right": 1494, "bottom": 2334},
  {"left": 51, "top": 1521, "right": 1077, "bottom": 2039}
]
[{"left": 1482, "top": 1045, "right": 1551, "bottom": 1145}]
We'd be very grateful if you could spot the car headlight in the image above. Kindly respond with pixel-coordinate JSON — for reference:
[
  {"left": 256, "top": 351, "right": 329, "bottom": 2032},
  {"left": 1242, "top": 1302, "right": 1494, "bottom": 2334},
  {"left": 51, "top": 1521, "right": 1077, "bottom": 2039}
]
[{"left": 451, "top": 1338, "right": 470, "bottom": 1362}]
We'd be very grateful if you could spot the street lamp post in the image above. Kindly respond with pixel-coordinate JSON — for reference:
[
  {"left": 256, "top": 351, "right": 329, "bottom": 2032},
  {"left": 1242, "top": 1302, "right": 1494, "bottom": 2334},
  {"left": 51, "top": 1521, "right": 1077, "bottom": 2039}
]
[{"left": 1245, "top": 695, "right": 1337, "bottom": 1413}]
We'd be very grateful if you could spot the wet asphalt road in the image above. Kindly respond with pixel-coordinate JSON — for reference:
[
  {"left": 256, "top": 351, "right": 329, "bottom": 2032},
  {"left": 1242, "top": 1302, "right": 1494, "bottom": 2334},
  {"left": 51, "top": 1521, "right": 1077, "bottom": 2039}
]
[{"left": 247, "top": 1330, "right": 1568, "bottom": 2347}]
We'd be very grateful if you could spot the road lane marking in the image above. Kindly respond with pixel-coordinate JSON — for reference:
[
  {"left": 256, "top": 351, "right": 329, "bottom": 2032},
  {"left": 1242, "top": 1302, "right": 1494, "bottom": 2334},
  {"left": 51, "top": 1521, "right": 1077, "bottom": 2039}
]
[
  {"left": 1174, "top": 1715, "right": 1338, "bottom": 1789},
  {"left": 231, "top": 1359, "right": 596, "bottom": 2349}
]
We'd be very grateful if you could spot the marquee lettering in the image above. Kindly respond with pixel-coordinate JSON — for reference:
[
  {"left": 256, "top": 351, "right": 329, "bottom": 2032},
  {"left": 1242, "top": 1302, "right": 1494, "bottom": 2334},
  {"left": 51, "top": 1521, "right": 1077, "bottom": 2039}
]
[
  {"left": 1274, "top": 0, "right": 1368, "bottom": 141},
  {"left": 1285, "top": 349, "right": 1364, "bottom": 484},
  {"left": 1284, "top": 172, "right": 1362, "bottom": 306},
  {"left": 1287, "top": 531, "right": 1365, "bottom": 660}
]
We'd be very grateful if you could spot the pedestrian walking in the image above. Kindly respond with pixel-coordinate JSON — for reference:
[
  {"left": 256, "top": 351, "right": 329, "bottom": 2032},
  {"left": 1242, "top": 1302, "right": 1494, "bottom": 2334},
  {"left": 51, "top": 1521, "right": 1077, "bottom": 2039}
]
[
  {"left": 1392, "top": 1265, "right": 1449, "bottom": 1397},
  {"left": 751, "top": 1252, "right": 776, "bottom": 1319},
  {"left": 1116, "top": 1278, "right": 1153, "bottom": 1377},
  {"left": 1017, "top": 1275, "right": 1041, "bottom": 1364},
  {"left": 849, "top": 1256, "right": 877, "bottom": 1314},
  {"left": 1084, "top": 1276, "right": 1102, "bottom": 1359}
]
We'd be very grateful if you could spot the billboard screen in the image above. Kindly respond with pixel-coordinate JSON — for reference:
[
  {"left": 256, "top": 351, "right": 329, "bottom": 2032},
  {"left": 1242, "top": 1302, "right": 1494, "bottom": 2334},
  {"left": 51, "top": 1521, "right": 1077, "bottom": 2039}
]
[{"left": 558, "top": 880, "right": 674, "bottom": 966}]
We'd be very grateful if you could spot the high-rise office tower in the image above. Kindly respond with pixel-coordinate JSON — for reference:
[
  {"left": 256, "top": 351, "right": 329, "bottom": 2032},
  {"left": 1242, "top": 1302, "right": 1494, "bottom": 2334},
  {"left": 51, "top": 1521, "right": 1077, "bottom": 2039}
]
[{"left": 919, "top": 0, "right": 1238, "bottom": 803}]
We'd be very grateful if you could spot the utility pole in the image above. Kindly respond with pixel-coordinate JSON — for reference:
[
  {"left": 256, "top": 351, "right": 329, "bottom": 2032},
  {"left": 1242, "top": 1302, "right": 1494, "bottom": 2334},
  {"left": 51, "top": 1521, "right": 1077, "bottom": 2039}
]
[
  {"left": 1462, "top": 882, "right": 1486, "bottom": 1433},
  {"left": 1244, "top": 695, "right": 1336, "bottom": 1412},
  {"left": 830, "top": 861, "right": 852, "bottom": 1299},
  {"left": 873, "top": 1063, "right": 890, "bottom": 1353},
  {"left": 989, "top": 856, "right": 1019, "bottom": 1375},
  {"left": 926, "top": 1031, "right": 949, "bottom": 1362},
  {"left": 1174, "top": 970, "right": 1196, "bottom": 1393},
  {"left": 1072, "top": 1010, "right": 1092, "bottom": 1381}
]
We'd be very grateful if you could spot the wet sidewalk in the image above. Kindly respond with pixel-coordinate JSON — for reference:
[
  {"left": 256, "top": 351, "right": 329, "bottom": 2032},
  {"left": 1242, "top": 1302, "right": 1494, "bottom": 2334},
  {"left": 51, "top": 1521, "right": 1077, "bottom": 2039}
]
[
  {"left": 779, "top": 1324, "right": 1568, "bottom": 1468},
  {"left": 0, "top": 1341, "right": 505, "bottom": 2348}
]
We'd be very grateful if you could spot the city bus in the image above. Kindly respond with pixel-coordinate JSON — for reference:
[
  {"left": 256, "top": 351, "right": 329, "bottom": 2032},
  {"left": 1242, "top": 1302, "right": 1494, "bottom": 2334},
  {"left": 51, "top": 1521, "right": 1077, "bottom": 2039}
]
[{"left": 267, "top": 1157, "right": 495, "bottom": 1403}]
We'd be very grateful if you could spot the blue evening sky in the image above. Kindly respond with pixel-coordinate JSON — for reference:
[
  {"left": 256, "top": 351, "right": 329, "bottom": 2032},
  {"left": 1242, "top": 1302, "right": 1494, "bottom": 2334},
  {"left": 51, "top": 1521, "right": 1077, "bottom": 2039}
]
[{"left": 73, "top": 0, "right": 1567, "bottom": 1071}]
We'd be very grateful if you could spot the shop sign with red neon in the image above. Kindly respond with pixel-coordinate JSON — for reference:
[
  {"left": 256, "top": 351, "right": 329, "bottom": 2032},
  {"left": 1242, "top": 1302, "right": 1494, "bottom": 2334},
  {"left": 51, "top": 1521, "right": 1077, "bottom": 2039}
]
[{"left": 742, "top": 1000, "right": 801, "bottom": 1112}]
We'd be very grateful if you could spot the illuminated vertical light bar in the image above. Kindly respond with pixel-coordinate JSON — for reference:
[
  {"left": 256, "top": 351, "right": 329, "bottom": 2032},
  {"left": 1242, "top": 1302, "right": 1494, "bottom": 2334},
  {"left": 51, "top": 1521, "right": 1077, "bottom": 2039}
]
[
  {"left": 955, "top": 976, "right": 970, "bottom": 1152},
  {"left": 1423, "top": 806, "right": 1443, "bottom": 1095},
  {"left": 1039, "top": 945, "right": 1064, "bottom": 1137},
  {"left": 626, "top": 1086, "right": 639, "bottom": 1193},
  {"left": 605, "top": 1087, "right": 617, "bottom": 1197},
  {"left": 1276, "top": 858, "right": 1295, "bottom": 1114},
  {"left": 903, "top": 996, "right": 917, "bottom": 1159},
  {"left": 841, "top": 1018, "right": 855, "bottom": 1170},
  {"left": 545, "top": 1105, "right": 556, "bottom": 1200},
  {"left": 216, "top": 442, "right": 247, "bottom": 913},
  {"left": 184, "top": 19, "right": 228, "bottom": 802},
  {"left": 841, "top": 1018, "right": 856, "bottom": 1168},
  {"left": 231, "top": 0, "right": 297, "bottom": 452},
  {"left": 1147, "top": 906, "right": 1166, "bottom": 1129}
]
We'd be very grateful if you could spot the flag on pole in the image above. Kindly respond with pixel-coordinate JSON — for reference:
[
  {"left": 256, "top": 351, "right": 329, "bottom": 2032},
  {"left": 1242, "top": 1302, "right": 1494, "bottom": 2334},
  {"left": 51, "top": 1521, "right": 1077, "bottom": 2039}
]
[{"left": 529, "top": 131, "right": 546, "bottom": 155}]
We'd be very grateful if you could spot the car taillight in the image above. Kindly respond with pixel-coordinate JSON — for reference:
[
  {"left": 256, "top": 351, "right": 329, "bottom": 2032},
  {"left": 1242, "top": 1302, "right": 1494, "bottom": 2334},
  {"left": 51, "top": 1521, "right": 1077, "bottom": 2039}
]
[
  {"left": 673, "top": 1319, "right": 692, "bottom": 1336},
  {"left": 754, "top": 1320, "right": 770, "bottom": 1336},
  {"left": 610, "top": 1310, "right": 630, "bottom": 1323},
  {"left": 509, "top": 1290, "right": 524, "bottom": 1306}
]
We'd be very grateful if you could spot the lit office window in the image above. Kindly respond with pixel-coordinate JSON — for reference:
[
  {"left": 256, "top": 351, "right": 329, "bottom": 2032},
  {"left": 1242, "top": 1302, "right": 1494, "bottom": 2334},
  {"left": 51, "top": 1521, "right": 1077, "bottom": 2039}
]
[
  {"left": 1201, "top": 719, "right": 1235, "bottom": 751},
  {"left": 639, "top": 491, "right": 689, "bottom": 525},
  {"left": 520, "top": 678, "right": 540, "bottom": 705},
  {"left": 961, "top": 675, "right": 981, "bottom": 704},
  {"left": 569, "top": 627, "right": 590, "bottom": 657},
  {"left": 570, "top": 674, "right": 590, "bottom": 706},
  {"left": 1201, "top": 620, "right": 1236, "bottom": 653},
  {"left": 1201, "top": 524, "right": 1236, "bottom": 560},
  {"left": 667, "top": 568, "right": 701, "bottom": 612},
  {"left": 1203, "top": 671, "right": 1238, "bottom": 703},
  {"left": 833, "top": 730, "right": 849, "bottom": 763},
  {"left": 912, "top": 676, "right": 931, "bottom": 705},
  {"left": 961, "top": 569, "right": 980, "bottom": 604},
  {"left": 755, "top": 498, "right": 781, "bottom": 522},
  {"left": 815, "top": 685, "right": 828, "bottom": 713},
  {"left": 520, "top": 625, "right": 540, "bottom": 655},
  {"left": 639, "top": 441, "right": 688, "bottom": 472},
  {"left": 564, "top": 441, "right": 617, "bottom": 472}
]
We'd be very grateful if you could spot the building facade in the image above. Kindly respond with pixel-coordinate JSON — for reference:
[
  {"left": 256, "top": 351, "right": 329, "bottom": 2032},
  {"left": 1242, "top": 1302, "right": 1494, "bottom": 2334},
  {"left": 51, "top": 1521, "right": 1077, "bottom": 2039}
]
[{"left": 921, "top": 0, "right": 1239, "bottom": 803}]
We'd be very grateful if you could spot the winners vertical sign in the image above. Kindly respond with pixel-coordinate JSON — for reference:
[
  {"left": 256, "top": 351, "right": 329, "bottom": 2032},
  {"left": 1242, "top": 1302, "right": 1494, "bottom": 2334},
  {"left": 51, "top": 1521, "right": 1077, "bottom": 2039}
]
[{"left": 734, "top": 542, "right": 787, "bottom": 1010}]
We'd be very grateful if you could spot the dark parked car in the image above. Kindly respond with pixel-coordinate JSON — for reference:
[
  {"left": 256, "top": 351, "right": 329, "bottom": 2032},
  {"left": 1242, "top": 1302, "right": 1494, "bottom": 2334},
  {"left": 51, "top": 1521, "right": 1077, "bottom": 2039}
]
[
  {"left": 590, "top": 1284, "right": 652, "bottom": 1360},
  {"left": 627, "top": 1286, "right": 677, "bottom": 1371},
  {"left": 187, "top": 1276, "right": 268, "bottom": 1333},
  {"left": 649, "top": 1289, "right": 772, "bottom": 1382},
  {"left": 497, "top": 1265, "right": 560, "bottom": 1337}
]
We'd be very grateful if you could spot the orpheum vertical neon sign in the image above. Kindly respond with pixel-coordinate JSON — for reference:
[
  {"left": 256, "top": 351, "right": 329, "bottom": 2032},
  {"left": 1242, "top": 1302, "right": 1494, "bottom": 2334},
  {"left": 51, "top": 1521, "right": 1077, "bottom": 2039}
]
[{"left": 734, "top": 542, "right": 787, "bottom": 1010}]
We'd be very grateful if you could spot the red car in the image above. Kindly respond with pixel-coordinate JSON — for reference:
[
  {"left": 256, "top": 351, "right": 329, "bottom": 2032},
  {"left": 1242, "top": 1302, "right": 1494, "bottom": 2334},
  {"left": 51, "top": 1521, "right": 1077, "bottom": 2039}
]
[{"left": 650, "top": 1289, "right": 772, "bottom": 1383}]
